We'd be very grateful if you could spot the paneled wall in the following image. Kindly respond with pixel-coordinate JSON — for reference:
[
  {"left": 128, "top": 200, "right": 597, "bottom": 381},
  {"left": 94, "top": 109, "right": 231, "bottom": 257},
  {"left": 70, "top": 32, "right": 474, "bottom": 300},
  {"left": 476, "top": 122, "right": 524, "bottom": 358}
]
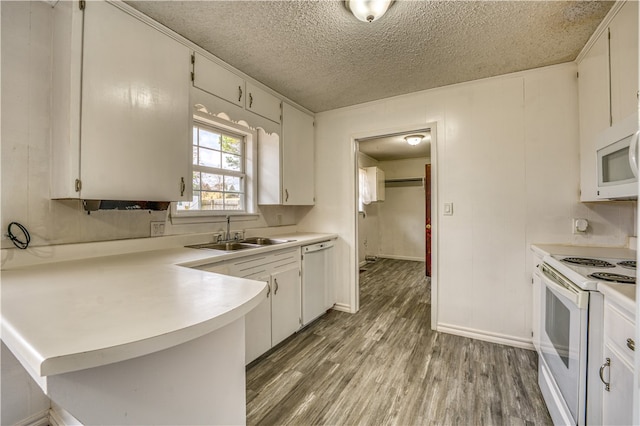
[{"left": 299, "top": 64, "right": 636, "bottom": 347}]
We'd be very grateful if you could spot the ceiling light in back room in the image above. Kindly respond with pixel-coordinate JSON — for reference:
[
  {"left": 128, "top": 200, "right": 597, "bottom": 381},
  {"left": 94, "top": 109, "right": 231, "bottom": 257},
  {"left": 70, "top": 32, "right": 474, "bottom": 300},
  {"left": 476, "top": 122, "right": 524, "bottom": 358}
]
[
  {"left": 405, "top": 135, "right": 424, "bottom": 146},
  {"left": 345, "top": 0, "right": 394, "bottom": 23}
]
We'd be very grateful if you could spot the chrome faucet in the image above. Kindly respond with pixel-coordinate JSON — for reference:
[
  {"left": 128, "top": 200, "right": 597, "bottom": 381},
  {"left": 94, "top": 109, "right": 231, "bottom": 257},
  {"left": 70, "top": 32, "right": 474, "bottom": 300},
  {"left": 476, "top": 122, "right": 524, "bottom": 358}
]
[{"left": 225, "top": 215, "right": 231, "bottom": 242}]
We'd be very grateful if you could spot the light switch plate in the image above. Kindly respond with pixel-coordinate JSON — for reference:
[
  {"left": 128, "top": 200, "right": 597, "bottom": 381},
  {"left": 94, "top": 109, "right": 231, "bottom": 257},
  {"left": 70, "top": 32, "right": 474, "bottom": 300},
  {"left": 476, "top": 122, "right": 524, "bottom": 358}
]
[{"left": 444, "top": 203, "right": 453, "bottom": 216}]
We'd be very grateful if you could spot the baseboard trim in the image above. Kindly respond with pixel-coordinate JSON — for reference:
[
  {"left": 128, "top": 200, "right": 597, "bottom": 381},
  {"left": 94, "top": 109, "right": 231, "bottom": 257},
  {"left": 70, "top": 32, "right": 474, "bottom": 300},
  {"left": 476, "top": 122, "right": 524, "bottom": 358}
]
[
  {"left": 437, "top": 323, "right": 534, "bottom": 351},
  {"left": 13, "top": 409, "right": 50, "bottom": 426},
  {"left": 378, "top": 254, "right": 424, "bottom": 262},
  {"left": 332, "top": 303, "right": 352, "bottom": 313}
]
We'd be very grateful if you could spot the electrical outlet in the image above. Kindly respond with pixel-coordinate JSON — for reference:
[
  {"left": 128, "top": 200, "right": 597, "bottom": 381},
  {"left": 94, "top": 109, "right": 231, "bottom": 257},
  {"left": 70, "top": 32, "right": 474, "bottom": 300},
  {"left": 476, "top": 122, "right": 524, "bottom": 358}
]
[
  {"left": 150, "top": 221, "right": 165, "bottom": 237},
  {"left": 573, "top": 218, "right": 588, "bottom": 234}
]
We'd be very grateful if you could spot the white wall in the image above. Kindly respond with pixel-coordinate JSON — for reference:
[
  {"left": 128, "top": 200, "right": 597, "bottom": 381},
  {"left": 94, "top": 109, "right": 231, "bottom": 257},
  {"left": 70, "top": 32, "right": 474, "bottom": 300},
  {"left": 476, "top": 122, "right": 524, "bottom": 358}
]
[
  {"left": 298, "top": 63, "right": 636, "bottom": 347},
  {"left": 0, "top": 1, "right": 303, "bottom": 251},
  {"left": 1, "top": 3, "right": 53, "bottom": 423},
  {"left": 377, "top": 158, "right": 429, "bottom": 261}
]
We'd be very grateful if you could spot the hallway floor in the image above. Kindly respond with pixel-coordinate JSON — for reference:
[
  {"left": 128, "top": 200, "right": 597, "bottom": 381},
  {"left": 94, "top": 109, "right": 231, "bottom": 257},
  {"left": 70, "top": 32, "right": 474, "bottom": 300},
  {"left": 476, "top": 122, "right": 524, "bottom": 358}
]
[{"left": 246, "top": 258, "right": 552, "bottom": 425}]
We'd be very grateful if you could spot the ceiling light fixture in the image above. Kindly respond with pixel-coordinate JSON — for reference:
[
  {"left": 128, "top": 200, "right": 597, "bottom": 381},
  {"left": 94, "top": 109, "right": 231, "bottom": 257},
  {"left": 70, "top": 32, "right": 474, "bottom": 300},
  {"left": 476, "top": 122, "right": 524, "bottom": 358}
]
[
  {"left": 345, "top": 0, "right": 394, "bottom": 23},
  {"left": 405, "top": 135, "right": 424, "bottom": 146}
]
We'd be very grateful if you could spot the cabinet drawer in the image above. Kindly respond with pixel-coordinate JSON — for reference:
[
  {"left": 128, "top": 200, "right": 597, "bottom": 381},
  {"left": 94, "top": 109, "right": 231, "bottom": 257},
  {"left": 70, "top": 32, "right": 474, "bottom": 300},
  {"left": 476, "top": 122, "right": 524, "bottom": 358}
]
[
  {"left": 193, "top": 52, "right": 245, "bottom": 107},
  {"left": 604, "top": 302, "right": 636, "bottom": 364},
  {"left": 246, "top": 82, "right": 281, "bottom": 123}
]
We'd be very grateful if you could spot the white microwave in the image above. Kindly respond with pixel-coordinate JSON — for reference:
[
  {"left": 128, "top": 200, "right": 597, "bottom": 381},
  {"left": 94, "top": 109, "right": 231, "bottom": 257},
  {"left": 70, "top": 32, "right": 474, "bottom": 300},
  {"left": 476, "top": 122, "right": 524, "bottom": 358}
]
[{"left": 596, "top": 114, "right": 640, "bottom": 200}]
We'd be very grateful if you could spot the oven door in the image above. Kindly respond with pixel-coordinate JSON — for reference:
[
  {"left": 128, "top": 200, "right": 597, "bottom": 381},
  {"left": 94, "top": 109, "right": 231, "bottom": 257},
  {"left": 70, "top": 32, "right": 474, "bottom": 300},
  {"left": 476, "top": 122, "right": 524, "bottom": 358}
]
[{"left": 539, "top": 263, "right": 589, "bottom": 424}]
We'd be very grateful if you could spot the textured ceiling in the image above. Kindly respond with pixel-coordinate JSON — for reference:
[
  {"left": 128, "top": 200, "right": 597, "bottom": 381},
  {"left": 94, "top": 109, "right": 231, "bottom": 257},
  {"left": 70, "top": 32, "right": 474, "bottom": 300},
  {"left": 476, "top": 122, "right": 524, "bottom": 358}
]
[
  {"left": 125, "top": 1, "right": 614, "bottom": 113},
  {"left": 359, "top": 131, "right": 431, "bottom": 161}
]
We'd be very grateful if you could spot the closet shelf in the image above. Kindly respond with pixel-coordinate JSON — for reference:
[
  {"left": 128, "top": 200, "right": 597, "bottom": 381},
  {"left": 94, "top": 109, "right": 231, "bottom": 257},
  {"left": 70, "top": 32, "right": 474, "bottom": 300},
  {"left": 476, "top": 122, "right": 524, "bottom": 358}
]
[{"left": 384, "top": 177, "right": 424, "bottom": 187}]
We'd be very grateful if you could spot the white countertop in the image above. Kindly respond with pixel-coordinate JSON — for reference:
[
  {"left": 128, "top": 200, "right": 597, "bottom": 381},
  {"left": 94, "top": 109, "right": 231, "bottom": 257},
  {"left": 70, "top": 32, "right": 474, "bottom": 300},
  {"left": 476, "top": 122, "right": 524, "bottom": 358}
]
[
  {"left": 598, "top": 282, "right": 637, "bottom": 313},
  {"left": 1, "top": 232, "right": 337, "bottom": 382},
  {"left": 531, "top": 243, "right": 636, "bottom": 260}
]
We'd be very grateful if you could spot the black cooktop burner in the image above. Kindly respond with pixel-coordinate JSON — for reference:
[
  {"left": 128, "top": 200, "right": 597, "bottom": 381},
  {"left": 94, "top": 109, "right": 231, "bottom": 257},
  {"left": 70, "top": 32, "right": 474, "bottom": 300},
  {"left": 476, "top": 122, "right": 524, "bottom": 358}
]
[
  {"left": 588, "top": 272, "right": 636, "bottom": 284},
  {"left": 561, "top": 257, "right": 615, "bottom": 268},
  {"left": 618, "top": 260, "right": 636, "bottom": 270}
]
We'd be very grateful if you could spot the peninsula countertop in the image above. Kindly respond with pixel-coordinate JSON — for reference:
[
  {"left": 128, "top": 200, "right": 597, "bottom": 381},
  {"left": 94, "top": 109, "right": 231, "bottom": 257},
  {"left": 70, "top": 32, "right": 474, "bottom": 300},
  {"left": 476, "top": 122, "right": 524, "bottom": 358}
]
[{"left": 1, "top": 232, "right": 337, "bottom": 384}]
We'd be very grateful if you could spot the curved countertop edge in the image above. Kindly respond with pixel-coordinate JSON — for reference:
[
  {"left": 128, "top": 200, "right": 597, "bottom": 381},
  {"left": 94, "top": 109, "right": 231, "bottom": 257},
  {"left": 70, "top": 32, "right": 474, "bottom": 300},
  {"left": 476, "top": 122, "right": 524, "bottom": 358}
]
[
  {"left": 4, "top": 282, "right": 268, "bottom": 378},
  {"left": 598, "top": 282, "right": 636, "bottom": 314},
  {"left": 1, "top": 232, "right": 336, "bottom": 380}
]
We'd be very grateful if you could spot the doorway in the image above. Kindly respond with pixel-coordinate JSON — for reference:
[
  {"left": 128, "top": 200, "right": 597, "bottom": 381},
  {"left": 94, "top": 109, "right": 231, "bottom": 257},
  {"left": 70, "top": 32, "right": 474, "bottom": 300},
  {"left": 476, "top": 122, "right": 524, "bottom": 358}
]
[{"left": 354, "top": 126, "right": 435, "bottom": 316}]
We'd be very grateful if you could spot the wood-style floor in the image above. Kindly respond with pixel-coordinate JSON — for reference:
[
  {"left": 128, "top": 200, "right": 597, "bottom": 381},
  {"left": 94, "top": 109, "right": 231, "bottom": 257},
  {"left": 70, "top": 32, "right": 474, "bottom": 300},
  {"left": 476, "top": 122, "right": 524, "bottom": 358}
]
[{"left": 246, "top": 258, "right": 552, "bottom": 425}]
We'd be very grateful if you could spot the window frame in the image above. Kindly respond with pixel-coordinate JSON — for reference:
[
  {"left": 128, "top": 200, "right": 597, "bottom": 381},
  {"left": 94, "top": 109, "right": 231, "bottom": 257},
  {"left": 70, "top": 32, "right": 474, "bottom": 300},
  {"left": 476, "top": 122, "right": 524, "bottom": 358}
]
[{"left": 170, "top": 111, "right": 258, "bottom": 224}]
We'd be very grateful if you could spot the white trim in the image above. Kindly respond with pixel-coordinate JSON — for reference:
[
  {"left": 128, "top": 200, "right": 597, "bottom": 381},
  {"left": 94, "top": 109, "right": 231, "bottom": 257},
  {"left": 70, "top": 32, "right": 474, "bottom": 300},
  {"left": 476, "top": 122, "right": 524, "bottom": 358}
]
[
  {"left": 49, "top": 402, "right": 86, "bottom": 425},
  {"left": 332, "top": 303, "right": 353, "bottom": 313},
  {"left": 378, "top": 254, "right": 424, "bottom": 262},
  {"left": 437, "top": 323, "right": 535, "bottom": 351},
  {"left": 575, "top": 1, "right": 627, "bottom": 64},
  {"left": 12, "top": 410, "right": 50, "bottom": 426}
]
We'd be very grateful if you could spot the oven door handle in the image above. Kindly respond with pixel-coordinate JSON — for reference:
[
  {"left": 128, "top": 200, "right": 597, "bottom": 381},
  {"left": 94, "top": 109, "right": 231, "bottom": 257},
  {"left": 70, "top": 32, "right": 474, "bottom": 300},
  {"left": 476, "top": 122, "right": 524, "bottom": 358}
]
[{"left": 539, "top": 265, "right": 588, "bottom": 309}]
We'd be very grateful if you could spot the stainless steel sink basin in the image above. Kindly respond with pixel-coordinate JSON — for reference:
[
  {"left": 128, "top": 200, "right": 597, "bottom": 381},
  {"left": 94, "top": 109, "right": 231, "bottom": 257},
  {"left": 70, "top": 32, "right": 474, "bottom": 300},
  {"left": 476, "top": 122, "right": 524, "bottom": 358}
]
[
  {"left": 186, "top": 242, "right": 260, "bottom": 251},
  {"left": 241, "top": 237, "right": 296, "bottom": 245}
]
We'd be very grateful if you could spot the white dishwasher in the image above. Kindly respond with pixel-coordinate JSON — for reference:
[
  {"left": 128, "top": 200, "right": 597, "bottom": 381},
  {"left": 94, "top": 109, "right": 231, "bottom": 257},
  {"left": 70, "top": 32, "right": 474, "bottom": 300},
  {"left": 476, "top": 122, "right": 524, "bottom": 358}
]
[{"left": 301, "top": 240, "right": 335, "bottom": 326}]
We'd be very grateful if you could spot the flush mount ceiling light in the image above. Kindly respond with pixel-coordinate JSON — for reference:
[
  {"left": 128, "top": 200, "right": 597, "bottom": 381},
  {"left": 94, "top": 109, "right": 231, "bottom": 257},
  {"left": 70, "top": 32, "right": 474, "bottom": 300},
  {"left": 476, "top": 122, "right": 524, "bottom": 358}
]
[
  {"left": 405, "top": 135, "right": 424, "bottom": 146},
  {"left": 345, "top": 0, "right": 394, "bottom": 23}
]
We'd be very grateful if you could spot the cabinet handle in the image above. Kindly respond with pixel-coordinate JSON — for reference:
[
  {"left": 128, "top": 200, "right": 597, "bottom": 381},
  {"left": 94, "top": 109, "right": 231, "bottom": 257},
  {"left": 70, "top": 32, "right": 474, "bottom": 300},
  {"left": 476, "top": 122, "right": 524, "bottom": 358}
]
[
  {"left": 249, "top": 93, "right": 253, "bottom": 108},
  {"left": 599, "top": 358, "right": 611, "bottom": 391},
  {"left": 266, "top": 282, "right": 271, "bottom": 298},
  {"left": 274, "top": 278, "right": 279, "bottom": 295},
  {"left": 238, "top": 86, "right": 243, "bottom": 102},
  {"left": 627, "top": 338, "right": 635, "bottom": 351},
  {"left": 180, "top": 177, "right": 186, "bottom": 196},
  {"left": 285, "top": 189, "right": 289, "bottom": 202}
]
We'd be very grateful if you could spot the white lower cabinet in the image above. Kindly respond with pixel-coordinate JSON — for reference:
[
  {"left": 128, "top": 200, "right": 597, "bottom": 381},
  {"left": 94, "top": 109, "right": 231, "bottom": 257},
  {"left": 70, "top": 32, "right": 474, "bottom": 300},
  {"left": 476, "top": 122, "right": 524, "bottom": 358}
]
[
  {"left": 226, "top": 248, "right": 301, "bottom": 364},
  {"left": 600, "top": 297, "right": 636, "bottom": 425},
  {"left": 270, "top": 267, "right": 302, "bottom": 346}
]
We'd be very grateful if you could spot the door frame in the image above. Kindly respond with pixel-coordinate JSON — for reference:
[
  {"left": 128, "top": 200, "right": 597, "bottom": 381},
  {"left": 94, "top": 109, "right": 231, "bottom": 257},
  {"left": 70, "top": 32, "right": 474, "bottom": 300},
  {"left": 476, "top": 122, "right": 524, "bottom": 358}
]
[{"left": 352, "top": 122, "right": 439, "bottom": 329}]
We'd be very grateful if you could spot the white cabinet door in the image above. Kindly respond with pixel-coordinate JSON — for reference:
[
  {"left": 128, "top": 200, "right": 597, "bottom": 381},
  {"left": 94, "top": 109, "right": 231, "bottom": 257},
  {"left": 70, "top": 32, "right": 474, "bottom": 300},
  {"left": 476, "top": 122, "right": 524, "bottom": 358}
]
[
  {"left": 578, "top": 34, "right": 610, "bottom": 202},
  {"left": 244, "top": 274, "right": 272, "bottom": 365},
  {"left": 271, "top": 267, "right": 301, "bottom": 346},
  {"left": 246, "top": 82, "right": 281, "bottom": 124},
  {"left": 80, "top": 1, "right": 191, "bottom": 201},
  {"left": 193, "top": 53, "right": 245, "bottom": 108},
  {"left": 609, "top": 0, "right": 639, "bottom": 125},
  {"left": 282, "top": 103, "right": 315, "bottom": 205},
  {"left": 602, "top": 346, "right": 634, "bottom": 425}
]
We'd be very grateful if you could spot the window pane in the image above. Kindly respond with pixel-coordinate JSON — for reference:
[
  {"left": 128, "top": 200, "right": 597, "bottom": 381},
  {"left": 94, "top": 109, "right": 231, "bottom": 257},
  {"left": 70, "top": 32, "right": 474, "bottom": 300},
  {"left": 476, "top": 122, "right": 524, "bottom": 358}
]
[
  {"left": 225, "top": 193, "right": 243, "bottom": 211},
  {"left": 224, "top": 176, "right": 242, "bottom": 192},
  {"left": 221, "top": 135, "right": 241, "bottom": 155},
  {"left": 222, "top": 153, "right": 242, "bottom": 171},
  {"left": 200, "top": 191, "right": 222, "bottom": 210},
  {"left": 177, "top": 195, "right": 200, "bottom": 211},
  {"left": 192, "top": 171, "right": 200, "bottom": 190},
  {"left": 199, "top": 128, "right": 221, "bottom": 150},
  {"left": 192, "top": 146, "right": 198, "bottom": 165},
  {"left": 193, "top": 128, "right": 198, "bottom": 145},
  {"left": 201, "top": 172, "right": 224, "bottom": 191},
  {"left": 199, "top": 148, "right": 221, "bottom": 168}
]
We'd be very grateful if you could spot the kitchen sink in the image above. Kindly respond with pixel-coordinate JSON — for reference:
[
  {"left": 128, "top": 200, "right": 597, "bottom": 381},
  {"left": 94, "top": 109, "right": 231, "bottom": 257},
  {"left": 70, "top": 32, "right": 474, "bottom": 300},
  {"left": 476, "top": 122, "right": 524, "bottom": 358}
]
[
  {"left": 241, "top": 237, "right": 296, "bottom": 245},
  {"left": 186, "top": 242, "right": 260, "bottom": 251}
]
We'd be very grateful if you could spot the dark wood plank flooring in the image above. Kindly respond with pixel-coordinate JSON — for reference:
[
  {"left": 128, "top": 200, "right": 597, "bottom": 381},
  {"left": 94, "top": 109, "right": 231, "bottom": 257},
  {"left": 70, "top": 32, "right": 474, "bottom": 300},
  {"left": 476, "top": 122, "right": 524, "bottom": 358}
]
[{"left": 246, "top": 258, "right": 552, "bottom": 425}]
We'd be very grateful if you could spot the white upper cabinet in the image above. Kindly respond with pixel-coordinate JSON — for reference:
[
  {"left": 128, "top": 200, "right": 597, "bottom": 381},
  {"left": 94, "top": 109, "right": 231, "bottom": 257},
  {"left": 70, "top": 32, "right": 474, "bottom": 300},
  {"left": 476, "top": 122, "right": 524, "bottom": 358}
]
[
  {"left": 281, "top": 103, "right": 315, "bottom": 205},
  {"left": 193, "top": 52, "right": 245, "bottom": 108},
  {"left": 245, "top": 82, "right": 282, "bottom": 124},
  {"left": 52, "top": 1, "right": 191, "bottom": 201},
  {"left": 192, "top": 55, "right": 281, "bottom": 124},
  {"left": 577, "top": 1, "right": 639, "bottom": 202},
  {"left": 609, "top": 0, "right": 639, "bottom": 124},
  {"left": 258, "top": 103, "right": 315, "bottom": 205}
]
